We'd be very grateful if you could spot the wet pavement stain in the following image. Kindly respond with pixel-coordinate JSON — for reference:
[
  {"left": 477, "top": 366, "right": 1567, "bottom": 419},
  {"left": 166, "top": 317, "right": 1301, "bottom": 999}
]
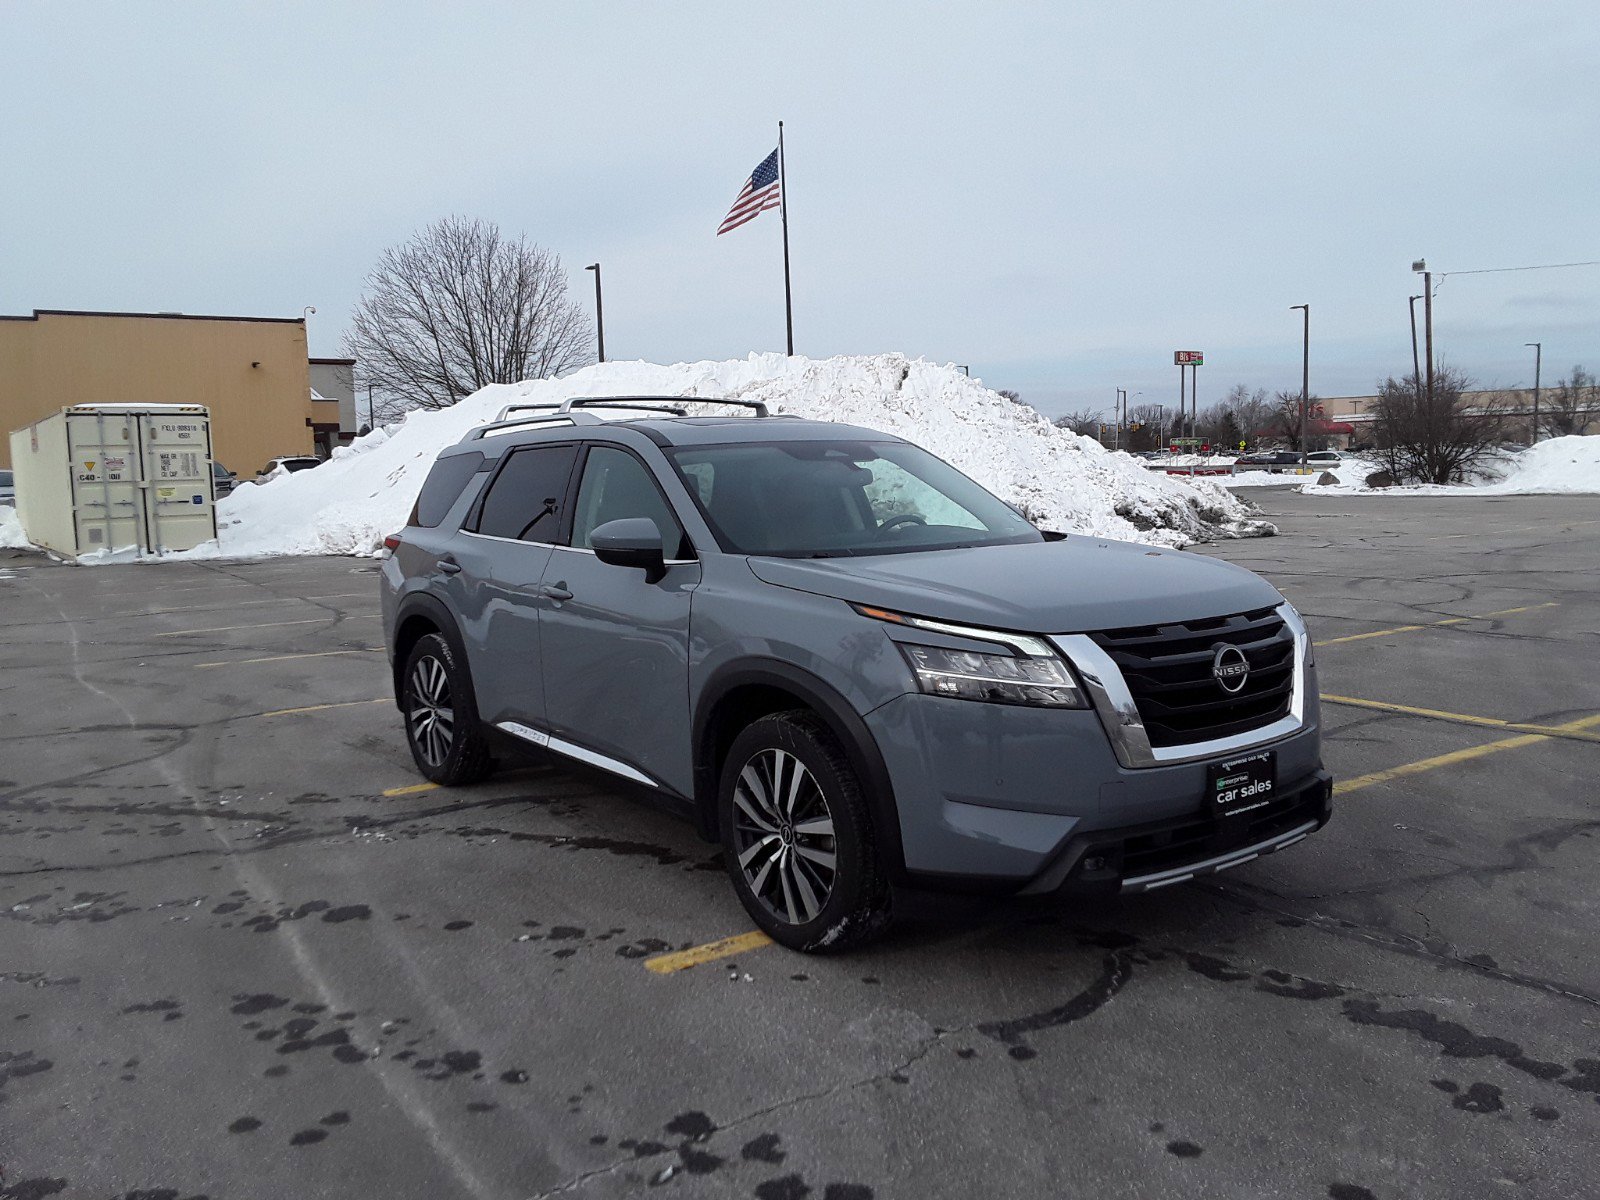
[
  {"left": 741, "top": 1133, "right": 786, "bottom": 1163},
  {"left": 1453, "top": 1082, "right": 1506, "bottom": 1113},
  {"left": 0, "top": 1179, "right": 69, "bottom": 1200},
  {"left": 119, "top": 998, "right": 183, "bottom": 1020}
]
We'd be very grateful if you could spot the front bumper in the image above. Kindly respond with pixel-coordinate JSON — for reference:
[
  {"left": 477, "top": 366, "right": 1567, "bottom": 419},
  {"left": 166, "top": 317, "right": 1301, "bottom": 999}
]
[
  {"left": 1020, "top": 767, "right": 1333, "bottom": 896},
  {"left": 863, "top": 687, "right": 1326, "bottom": 892}
]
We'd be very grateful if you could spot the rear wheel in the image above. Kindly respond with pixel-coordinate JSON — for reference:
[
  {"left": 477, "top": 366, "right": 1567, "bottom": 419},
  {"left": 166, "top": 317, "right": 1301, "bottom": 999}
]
[
  {"left": 720, "top": 712, "right": 891, "bottom": 952},
  {"left": 401, "top": 633, "right": 493, "bottom": 786}
]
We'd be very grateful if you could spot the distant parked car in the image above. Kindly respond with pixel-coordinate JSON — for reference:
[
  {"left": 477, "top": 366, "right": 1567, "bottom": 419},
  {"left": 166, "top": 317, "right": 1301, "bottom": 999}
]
[
  {"left": 0, "top": 468, "right": 14, "bottom": 507},
  {"left": 257, "top": 455, "right": 323, "bottom": 482},
  {"left": 1235, "top": 450, "right": 1305, "bottom": 469},
  {"left": 213, "top": 462, "right": 237, "bottom": 497},
  {"left": 1305, "top": 451, "right": 1345, "bottom": 464}
]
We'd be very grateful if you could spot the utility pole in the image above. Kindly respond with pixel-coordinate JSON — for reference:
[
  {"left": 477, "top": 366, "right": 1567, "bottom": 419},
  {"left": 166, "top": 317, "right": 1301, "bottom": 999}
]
[
  {"left": 1291, "top": 304, "right": 1310, "bottom": 469},
  {"left": 585, "top": 263, "right": 605, "bottom": 363},
  {"left": 1525, "top": 341, "right": 1542, "bottom": 445},
  {"left": 1408, "top": 295, "right": 1423, "bottom": 402},
  {"left": 1414, "top": 260, "right": 1434, "bottom": 414}
]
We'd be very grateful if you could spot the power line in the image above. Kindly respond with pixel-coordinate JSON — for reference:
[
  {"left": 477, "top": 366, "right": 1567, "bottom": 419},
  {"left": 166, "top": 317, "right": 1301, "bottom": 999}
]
[{"left": 1439, "top": 259, "right": 1600, "bottom": 279}]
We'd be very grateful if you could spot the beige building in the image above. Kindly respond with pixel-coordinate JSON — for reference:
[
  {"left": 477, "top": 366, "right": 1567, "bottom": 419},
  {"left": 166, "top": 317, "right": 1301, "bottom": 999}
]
[
  {"left": 1321, "top": 388, "right": 1598, "bottom": 445},
  {"left": 0, "top": 308, "right": 346, "bottom": 475}
]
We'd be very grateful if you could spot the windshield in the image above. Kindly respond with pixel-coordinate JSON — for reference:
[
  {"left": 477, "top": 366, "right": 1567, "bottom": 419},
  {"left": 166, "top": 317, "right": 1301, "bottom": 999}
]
[{"left": 667, "top": 440, "right": 1042, "bottom": 557}]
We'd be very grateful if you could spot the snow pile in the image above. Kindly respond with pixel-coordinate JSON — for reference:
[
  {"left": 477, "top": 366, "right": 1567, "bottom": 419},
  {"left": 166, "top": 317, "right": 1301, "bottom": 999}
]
[
  {"left": 0, "top": 506, "right": 30, "bottom": 550},
  {"left": 1307, "top": 438, "right": 1599, "bottom": 496},
  {"left": 193, "top": 354, "right": 1270, "bottom": 559}
]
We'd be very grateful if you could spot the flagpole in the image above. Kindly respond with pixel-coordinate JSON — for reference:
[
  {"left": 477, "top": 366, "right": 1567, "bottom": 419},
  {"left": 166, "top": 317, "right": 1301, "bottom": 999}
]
[{"left": 778, "top": 120, "right": 794, "bottom": 356}]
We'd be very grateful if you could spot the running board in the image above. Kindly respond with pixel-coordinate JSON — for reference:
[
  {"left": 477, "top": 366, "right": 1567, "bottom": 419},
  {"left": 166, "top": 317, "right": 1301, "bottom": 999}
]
[{"left": 495, "top": 722, "right": 658, "bottom": 789}]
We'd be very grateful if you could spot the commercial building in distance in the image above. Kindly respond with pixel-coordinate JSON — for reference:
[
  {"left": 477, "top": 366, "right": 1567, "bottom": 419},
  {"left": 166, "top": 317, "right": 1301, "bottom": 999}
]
[{"left": 0, "top": 309, "right": 357, "bottom": 474}]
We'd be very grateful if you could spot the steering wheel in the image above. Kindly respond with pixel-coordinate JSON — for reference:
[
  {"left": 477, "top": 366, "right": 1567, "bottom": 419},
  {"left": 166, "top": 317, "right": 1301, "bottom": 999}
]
[{"left": 876, "top": 513, "right": 927, "bottom": 535}]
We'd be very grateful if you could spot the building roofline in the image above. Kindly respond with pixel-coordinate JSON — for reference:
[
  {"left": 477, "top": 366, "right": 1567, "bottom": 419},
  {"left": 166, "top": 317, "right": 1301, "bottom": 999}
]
[
  {"left": 308, "top": 356, "right": 357, "bottom": 365},
  {"left": 0, "top": 308, "right": 305, "bottom": 325}
]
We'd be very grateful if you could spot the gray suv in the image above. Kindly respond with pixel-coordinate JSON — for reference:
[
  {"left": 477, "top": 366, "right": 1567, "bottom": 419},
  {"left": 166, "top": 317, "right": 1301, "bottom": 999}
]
[{"left": 381, "top": 398, "right": 1332, "bottom": 951}]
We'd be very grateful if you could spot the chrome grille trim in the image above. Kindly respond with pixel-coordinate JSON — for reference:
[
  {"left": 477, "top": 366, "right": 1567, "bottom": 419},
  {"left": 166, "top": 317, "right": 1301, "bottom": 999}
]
[{"left": 1053, "top": 602, "right": 1309, "bottom": 769}]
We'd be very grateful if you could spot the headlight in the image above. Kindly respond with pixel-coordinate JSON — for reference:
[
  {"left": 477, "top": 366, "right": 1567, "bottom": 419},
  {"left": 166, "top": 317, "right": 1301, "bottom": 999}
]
[
  {"left": 853, "top": 604, "right": 1088, "bottom": 708},
  {"left": 899, "top": 643, "right": 1086, "bottom": 707}
]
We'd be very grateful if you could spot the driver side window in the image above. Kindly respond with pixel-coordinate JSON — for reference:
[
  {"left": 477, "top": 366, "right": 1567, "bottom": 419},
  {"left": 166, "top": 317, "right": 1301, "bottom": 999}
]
[
  {"left": 861, "top": 459, "right": 985, "bottom": 530},
  {"left": 571, "top": 446, "right": 693, "bottom": 559}
]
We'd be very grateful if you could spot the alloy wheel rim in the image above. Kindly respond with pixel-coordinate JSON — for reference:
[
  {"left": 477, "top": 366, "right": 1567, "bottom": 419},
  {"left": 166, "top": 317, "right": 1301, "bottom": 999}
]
[
  {"left": 732, "top": 748, "right": 837, "bottom": 926},
  {"left": 407, "top": 655, "right": 455, "bottom": 768}
]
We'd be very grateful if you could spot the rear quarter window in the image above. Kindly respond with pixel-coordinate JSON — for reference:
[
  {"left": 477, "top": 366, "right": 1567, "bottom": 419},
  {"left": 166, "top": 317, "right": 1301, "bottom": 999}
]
[{"left": 410, "top": 452, "right": 485, "bottom": 528}]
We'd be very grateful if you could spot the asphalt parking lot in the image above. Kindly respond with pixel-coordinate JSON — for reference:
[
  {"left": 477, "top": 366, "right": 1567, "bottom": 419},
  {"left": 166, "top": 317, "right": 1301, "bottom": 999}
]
[{"left": 2, "top": 491, "right": 1596, "bottom": 1200}]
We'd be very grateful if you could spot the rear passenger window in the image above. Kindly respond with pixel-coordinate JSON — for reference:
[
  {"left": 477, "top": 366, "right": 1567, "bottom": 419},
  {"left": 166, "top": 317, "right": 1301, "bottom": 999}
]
[
  {"left": 410, "top": 452, "right": 484, "bottom": 528},
  {"left": 473, "top": 445, "right": 578, "bottom": 542}
]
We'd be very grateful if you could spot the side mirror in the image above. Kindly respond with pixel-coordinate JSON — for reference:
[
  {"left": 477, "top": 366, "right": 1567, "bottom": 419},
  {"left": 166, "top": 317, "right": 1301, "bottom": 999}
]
[{"left": 590, "top": 517, "right": 667, "bottom": 584}]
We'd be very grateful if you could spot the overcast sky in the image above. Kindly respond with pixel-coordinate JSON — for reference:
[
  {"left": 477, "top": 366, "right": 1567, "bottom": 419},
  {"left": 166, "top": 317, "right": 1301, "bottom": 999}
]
[{"left": 4, "top": 2, "right": 1597, "bottom": 417}]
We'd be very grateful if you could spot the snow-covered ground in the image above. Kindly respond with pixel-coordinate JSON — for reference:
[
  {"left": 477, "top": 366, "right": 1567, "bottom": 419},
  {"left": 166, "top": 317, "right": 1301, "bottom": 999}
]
[
  {"left": 4, "top": 356, "right": 1276, "bottom": 561},
  {"left": 1305, "top": 438, "right": 1599, "bottom": 496},
  {"left": 0, "top": 506, "right": 28, "bottom": 549}
]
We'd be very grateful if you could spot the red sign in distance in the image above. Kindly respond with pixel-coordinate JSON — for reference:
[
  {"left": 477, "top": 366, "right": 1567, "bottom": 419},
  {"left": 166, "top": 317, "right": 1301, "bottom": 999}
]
[{"left": 1174, "top": 350, "right": 1204, "bottom": 365}]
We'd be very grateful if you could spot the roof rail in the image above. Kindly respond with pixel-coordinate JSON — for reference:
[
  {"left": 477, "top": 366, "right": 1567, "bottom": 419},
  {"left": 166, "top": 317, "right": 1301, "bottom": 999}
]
[
  {"left": 494, "top": 401, "right": 564, "bottom": 421},
  {"left": 557, "top": 395, "right": 771, "bottom": 418},
  {"left": 467, "top": 412, "right": 602, "bottom": 441},
  {"left": 557, "top": 398, "right": 690, "bottom": 417}
]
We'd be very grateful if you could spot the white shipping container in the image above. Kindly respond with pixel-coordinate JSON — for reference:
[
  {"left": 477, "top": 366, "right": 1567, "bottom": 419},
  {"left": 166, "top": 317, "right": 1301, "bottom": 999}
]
[{"left": 8, "top": 404, "right": 218, "bottom": 557}]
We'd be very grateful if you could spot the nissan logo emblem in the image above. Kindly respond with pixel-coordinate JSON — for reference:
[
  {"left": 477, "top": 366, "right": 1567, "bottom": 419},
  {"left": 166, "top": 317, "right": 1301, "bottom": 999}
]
[{"left": 1212, "top": 645, "right": 1250, "bottom": 694}]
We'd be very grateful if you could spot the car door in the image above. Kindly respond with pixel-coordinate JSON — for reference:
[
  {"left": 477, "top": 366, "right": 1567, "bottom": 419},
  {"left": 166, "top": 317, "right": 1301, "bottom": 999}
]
[
  {"left": 459, "top": 442, "right": 579, "bottom": 729},
  {"left": 538, "top": 443, "right": 700, "bottom": 794}
]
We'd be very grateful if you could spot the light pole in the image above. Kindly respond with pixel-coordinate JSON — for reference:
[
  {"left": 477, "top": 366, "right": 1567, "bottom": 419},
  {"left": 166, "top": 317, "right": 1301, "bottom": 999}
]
[
  {"left": 585, "top": 263, "right": 605, "bottom": 363},
  {"left": 1408, "top": 294, "right": 1423, "bottom": 401},
  {"left": 1113, "top": 388, "right": 1126, "bottom": 450},
  {"left": 1413, "top": 259, "right": 1434, "bottom": 413},
  {"left": 1290, "top": 304, "right": 1310, "bottom": 469},
  {"left": 1525, "top": 341, "right": 1542, "bottom": 445}
]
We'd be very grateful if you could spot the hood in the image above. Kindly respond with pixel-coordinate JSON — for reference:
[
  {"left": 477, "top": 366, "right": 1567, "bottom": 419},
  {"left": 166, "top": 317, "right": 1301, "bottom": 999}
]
[{"left": 745, "top": 538, "right": 1283, "bottom": 633}]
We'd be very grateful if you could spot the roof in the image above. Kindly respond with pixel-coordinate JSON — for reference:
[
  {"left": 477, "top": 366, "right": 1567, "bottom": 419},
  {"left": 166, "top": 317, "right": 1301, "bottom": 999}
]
[
  {"left": 462, "top": 411, "right": 899, "bottom": 454},
  {"left": 0, "top": 308, "right": 305, "bottom": 325}
]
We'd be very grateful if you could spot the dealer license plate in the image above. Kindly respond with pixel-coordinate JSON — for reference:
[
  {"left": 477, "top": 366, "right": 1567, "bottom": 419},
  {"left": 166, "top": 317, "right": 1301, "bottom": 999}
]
[{"left": 1206, "top": 751, "right": 1277, "bottom": 819}]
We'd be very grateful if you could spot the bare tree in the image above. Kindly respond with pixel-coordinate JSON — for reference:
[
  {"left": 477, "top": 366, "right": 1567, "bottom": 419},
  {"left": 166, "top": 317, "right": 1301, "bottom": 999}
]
[
  {"left": 1210, "top": 384, "right": 1271, "bottom": 445},
  {"left": 345, "top": 217, "right": 594, "bottom": 416},
  {"left": 1053, "top": 408, "right": 1105, "bottom": 438},
  {"left": 1371, "top": 366, "right": 1507, "bottom": 484},
  {"left": 1125, "top": 402, "right": 1165, "bottom": 451},
  {"left": 1544, "top": 366, "right": 1598, "bottom": 437}
]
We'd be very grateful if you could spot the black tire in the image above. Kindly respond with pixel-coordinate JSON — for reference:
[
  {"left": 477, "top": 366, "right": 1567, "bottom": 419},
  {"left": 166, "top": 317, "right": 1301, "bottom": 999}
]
[
  {"left": 400, "top": 632, "right": 494, "bottom": 786},
  {"left": 719, "top": 711, "right": 892, "bottom": 953}
]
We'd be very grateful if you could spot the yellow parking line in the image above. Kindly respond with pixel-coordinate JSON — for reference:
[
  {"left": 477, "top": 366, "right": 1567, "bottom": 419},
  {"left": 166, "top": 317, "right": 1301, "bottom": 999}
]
[
  {"left": 1313, "top": 602, "right": 1557, "bottom": 647},
  {"left": 1323, "top": 694, "right": 1600, "bottom": 745},
  {"left": 644, "top": 930, "right": 773, "bottom": 974},
  {"left": 196, "top": 649, "right": 381, "bottom": 669},
  {"left": 382, "top": 781, "right": 441, "bottom": 797},
  {"left": 258, "top": 698, "right": 389, "bottom": 718},
  {"left": 155, "top": 618, "right": 329, "bottom": 637},
  {"left": 1336, "top": 712, "right": 1600, "bottom": 795}
]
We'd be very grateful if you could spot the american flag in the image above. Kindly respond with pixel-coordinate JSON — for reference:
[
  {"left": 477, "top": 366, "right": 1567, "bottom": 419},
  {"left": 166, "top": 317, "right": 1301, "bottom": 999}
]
[{"left": 717, "top": 148, "right": 781, "bottom": 235}]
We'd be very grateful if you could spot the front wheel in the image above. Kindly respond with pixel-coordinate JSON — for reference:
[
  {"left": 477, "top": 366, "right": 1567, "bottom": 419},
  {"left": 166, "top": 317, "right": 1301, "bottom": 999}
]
[
  {"left": 401, "top": 633, "right": 494, "bottom": 786},
  {"left": 719, "top": 712, "right": 891, "bottom": 952}
]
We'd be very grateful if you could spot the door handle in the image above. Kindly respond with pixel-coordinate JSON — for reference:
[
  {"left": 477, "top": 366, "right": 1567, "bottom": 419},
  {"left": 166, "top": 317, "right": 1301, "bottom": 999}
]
[
  {"left": 437, "top": 556, "right": 462, "bottom": 575},
  {"left": 540, "top": 582, "right": 573, "bottom": 602}
]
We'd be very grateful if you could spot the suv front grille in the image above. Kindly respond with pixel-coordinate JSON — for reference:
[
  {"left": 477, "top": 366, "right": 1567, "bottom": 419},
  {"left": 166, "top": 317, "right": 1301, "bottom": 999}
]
[{"left": 1088, "top": 606, "right": 1295, "bottom": 748}]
